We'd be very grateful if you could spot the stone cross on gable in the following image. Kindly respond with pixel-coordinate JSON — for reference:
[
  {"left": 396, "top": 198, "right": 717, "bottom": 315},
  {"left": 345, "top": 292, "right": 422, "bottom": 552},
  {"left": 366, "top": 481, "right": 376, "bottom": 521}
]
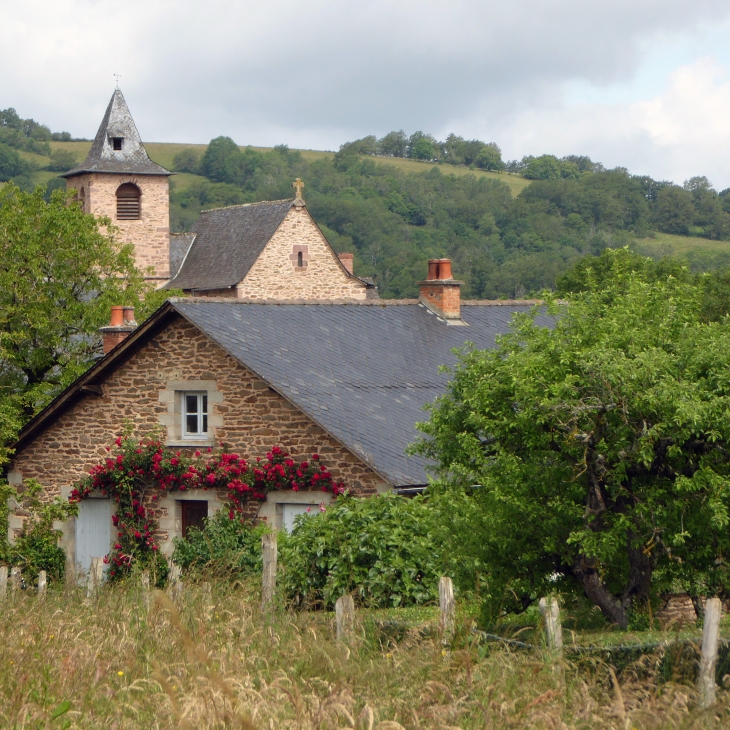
[{"left": 293, "top": 178, "right": 305, "bottom": 204}]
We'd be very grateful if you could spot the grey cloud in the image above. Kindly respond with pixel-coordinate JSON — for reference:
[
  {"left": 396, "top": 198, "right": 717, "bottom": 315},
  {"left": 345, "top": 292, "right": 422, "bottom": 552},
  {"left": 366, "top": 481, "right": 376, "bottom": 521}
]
[{"left": 2, "top": 0, "right": 730, "bottom": 178}]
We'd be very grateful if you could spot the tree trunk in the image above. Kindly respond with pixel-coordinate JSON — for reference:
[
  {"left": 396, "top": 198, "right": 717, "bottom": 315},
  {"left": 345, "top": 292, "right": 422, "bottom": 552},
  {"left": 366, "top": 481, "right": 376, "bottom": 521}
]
[
  {"left": 574, "top": 557, "right": 628, "bottom": 628},
  {"left": 622, "top": 532, "right": 653, "bottom": 611}
]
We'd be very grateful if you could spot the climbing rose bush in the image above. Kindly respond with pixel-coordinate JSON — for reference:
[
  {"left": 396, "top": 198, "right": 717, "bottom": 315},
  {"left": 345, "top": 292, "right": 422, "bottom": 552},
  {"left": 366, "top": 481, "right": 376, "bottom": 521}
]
[{"left": 70, "top": 436, "right": 345, "bottom": 579}]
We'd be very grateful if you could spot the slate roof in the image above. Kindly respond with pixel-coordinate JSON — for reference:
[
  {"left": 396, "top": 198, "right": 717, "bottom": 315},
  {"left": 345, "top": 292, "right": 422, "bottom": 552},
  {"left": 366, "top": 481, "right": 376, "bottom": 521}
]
[
  {"left": 166, "top": 201, "right": 294, "bottom": 291},
  {"left": 171, "top": 299, "right": 552, "bottom": 486},
  {"left": 169, "top": 233, "right": 196, "bottom": 280},
  {"left": 62, "top": 89, "right": 171, "bottom": 177}
]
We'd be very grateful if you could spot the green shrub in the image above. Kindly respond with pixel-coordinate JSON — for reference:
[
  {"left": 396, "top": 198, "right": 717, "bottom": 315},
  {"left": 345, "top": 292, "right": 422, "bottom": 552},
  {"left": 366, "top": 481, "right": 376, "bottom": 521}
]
[
  {"left": 3, "top": 479, "right": 77, "bottom": 585},
  {"left": 172, "top": 510, "right": 269, "bottom": 577},
  {"left": 280, "top": 493, "right": 444, "bottom": 609}
]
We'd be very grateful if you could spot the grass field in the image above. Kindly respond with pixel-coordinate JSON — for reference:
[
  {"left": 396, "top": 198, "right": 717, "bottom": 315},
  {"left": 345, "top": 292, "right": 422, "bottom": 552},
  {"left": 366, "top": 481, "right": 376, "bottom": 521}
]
[
  {"left": 635, "top": 232, "right": 730, "bottom": 258},
  {"left": 2, "top": 580, "right": 729, "bottom": 729}
]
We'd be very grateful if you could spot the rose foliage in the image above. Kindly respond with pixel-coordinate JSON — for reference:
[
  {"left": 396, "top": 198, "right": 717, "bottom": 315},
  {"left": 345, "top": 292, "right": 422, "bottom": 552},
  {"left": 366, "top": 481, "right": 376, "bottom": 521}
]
[
  {"left": 413, "top": 252, "right": 730, "bottom": 629},
  {"left": 71, "top": 435, "right": 345, "bottom": 579}
]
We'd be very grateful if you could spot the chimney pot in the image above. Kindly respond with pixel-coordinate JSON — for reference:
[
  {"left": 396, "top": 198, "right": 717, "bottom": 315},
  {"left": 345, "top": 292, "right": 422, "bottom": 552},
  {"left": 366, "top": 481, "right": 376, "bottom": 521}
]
[
  {"left": 418, "top": 258, "right": 462, "bottom": 320},
  {"left": 437, "top": 258, "right": 452, "bottom": 280},
  {"left": 100, "top": 305, "right": 137, "bottom": 354},
  {"left": 338, "top": 252, "right": 354, "bottom": 275},
  {"left": 110, "top": 305, "right": 124, "bottom": 326}
]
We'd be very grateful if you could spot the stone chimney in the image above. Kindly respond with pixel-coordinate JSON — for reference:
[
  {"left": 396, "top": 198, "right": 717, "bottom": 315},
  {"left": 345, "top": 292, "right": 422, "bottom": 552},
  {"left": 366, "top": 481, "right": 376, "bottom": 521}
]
[
  {"left": 338, "top": 252, "right": 354, "bottom": 275},
  {"left": 418, "top": 258, "right": 462, "bottom": 320},
  {"left": 100, "top": 305, "right": 137, "bottom": 354}
]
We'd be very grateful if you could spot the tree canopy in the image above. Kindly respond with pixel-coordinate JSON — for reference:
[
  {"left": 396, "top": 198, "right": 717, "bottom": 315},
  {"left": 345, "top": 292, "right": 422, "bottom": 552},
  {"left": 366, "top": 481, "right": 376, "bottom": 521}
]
[
  {"left": 414, "top": 249, "right": 730, "bottom": 627},
  {"left": 0, "top": 184, "right": 169, "bottom": 439}
]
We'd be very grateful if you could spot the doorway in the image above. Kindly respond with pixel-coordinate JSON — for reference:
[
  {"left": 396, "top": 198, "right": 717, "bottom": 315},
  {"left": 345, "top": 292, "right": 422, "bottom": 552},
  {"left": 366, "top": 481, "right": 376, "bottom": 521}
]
[
  {"left": 181, "top": 500, "right": 208, "bottom": 538},
  {"left": 76, "top": 499, "right": 112, "bottom": 572}
]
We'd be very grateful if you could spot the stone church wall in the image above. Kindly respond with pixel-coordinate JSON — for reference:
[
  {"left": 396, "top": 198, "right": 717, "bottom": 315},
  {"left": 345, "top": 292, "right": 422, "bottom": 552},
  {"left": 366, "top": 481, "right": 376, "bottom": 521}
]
[
  {"left": 235, "top": 206, "right": 367, "bottom": 300},
  {"left": 65, "top": 173, "right": 170, "bottom": 283},
  {"left": 8, "top": 316, "right": 384, "bottom": 549}
]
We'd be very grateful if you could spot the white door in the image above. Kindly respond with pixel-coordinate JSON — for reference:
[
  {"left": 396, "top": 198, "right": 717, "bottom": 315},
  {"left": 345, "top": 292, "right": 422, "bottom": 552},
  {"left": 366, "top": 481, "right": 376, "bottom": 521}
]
[
  {"left": 76, "top": 499, "right": 112, "bottom": 572},
  {"left": 282, "top": 503, "right": 317, "bottom": 532}
]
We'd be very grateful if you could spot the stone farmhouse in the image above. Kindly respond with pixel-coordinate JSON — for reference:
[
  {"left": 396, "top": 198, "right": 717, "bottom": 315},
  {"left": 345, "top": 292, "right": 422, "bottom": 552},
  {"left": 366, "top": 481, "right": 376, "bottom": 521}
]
[{"left": 6, "top": 89, "right": 543, "bottom": 572}]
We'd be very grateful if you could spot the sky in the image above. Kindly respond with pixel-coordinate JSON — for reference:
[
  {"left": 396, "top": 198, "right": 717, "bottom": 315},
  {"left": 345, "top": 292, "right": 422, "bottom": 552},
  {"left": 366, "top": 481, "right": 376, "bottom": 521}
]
[{"left": 3, "top": 0, "right": 730, "bottom": 187}]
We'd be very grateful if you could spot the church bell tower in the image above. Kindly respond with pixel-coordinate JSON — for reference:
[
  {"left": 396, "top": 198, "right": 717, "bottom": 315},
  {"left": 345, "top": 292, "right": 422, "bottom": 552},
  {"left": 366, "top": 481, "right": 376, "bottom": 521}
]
[{"left": 61, "top": 89, "right": 172, "bottom": 284}]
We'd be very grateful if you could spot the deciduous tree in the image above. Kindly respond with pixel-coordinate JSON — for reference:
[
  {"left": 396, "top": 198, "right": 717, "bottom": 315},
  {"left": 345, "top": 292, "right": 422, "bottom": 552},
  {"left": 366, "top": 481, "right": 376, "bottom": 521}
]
[{"left": 414, "top": 252, "right": 730, "bottom": 627}]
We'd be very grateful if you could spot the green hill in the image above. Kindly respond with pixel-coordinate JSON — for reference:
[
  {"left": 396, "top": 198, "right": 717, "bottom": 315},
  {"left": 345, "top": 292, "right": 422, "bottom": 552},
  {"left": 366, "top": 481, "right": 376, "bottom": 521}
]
[{"left": 5, "top": 133, "right": 730, "bottom": 299}]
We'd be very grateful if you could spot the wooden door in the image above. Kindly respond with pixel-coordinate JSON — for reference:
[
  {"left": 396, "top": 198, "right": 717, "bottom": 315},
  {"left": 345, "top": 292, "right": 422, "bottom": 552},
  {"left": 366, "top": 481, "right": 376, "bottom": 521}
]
[{"left": 181, "top": 501, "right": 208, "bottom": 538}]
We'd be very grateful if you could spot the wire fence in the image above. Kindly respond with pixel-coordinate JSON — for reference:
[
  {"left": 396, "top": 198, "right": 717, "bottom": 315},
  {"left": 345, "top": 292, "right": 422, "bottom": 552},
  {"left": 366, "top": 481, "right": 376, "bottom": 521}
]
[{"left": 475, "top": 630, "right": 730, "bottom": 683}]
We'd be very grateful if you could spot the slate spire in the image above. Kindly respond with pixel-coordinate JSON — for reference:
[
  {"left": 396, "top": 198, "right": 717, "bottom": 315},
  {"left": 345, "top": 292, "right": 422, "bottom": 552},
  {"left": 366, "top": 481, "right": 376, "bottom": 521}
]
[{"left": 62, "top": 89, "right": 171, "bottom": 177}]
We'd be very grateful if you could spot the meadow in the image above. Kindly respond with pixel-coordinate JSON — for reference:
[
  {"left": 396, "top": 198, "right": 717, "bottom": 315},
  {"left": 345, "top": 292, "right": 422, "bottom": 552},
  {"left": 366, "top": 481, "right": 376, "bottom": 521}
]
[{"left": 3, "top": 579, "right": 730, "bottom": 729}]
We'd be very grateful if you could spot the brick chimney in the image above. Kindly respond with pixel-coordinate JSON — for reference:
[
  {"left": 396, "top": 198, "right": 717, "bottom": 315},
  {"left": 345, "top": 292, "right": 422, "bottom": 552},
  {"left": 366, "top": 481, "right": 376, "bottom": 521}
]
[
  {"left": 418, "top": 258, "right": 462, "bottom": 320},
  {"left": 100, "top": 305, "right": 137, "bottom": 354},
  {"left": 338, "top": 252, "right": 354, "bottom": 275}
]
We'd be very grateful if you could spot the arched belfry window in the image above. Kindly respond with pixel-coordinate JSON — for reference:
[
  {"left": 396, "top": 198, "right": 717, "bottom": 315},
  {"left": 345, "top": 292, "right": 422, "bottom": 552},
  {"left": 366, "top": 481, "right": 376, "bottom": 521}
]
[{"left": 116, "top": 183, "right": 141, "bottom": 220}]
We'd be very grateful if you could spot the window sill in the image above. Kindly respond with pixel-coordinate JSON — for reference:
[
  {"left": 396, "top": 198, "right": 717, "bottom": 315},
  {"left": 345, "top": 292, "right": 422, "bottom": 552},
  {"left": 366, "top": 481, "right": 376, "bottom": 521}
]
[{"left": 165, "top": 439, "right": 216, "bottom": 448}]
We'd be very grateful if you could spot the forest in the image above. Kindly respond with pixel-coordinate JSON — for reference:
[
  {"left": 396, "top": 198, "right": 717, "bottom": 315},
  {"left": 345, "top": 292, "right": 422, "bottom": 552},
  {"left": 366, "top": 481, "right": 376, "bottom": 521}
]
[{"left": 3, "top": 106, "right": 730, "bottom": 298}]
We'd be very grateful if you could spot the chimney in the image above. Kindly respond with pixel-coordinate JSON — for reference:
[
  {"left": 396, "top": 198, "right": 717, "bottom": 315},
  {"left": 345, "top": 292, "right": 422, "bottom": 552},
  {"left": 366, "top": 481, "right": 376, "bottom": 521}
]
[
  {"left": 100, "top": 305, "right": 137, "bottom": 354},
  {"left": 418, "top": 258, "right": 462, "bottom": 321},
  {"left": 338, "top": 252, "right": 354, "bottom": 275}
]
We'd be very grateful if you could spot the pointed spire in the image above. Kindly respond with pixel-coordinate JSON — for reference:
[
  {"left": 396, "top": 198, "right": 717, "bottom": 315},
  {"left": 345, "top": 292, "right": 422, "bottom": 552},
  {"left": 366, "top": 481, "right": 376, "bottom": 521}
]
[{"left": 62, "top": 89, "right": 171, "bottom": 177}]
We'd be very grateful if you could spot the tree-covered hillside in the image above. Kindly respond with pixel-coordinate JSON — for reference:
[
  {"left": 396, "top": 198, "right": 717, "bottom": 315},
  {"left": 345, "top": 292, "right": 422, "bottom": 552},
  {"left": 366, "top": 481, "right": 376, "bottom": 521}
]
[
  {"left": 166, "top": 137, "right": 730, "bottom": 298},
  {"left": 4, "top": 102, "right": 730, "bottom": 298}
]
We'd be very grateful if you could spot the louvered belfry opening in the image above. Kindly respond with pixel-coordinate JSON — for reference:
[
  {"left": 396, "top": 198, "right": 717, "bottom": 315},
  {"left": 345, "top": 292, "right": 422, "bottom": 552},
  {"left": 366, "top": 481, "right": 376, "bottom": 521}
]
[{"left": 116, "top": 183, "right": 141, "bottom": 220}]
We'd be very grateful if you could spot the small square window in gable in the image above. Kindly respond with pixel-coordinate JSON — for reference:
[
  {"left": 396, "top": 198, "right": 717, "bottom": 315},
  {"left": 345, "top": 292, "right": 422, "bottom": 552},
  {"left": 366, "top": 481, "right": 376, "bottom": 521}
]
[{"left": 290, "top": 244, "right": 309, "bottom": 271}]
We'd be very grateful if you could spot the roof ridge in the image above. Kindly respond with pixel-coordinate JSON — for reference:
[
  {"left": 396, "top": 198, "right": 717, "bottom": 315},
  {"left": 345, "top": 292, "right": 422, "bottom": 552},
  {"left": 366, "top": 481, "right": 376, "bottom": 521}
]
[
  {"left": 199, "top": 199, "right": 293, "bottom": 214},
  {"left": 462, "top": 299, "right": 543, "bottom": 305},
  {"left": 170, "top": 297, "right": 420, "bottom": 305},
  {"left": 169, "top": 297, "right": 542, "bottom": 306}
]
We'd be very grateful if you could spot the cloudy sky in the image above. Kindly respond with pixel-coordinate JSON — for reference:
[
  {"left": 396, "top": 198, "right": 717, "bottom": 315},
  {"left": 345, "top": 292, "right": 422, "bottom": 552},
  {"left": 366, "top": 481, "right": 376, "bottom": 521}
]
[{"left": 3, "top": 0, "right": 730, "bottom": 187}]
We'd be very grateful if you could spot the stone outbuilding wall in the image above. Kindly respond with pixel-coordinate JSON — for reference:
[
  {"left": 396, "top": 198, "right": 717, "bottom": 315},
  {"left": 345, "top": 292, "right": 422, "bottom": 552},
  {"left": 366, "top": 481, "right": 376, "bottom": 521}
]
[{"left": 235, "top": 207, "right": 367, "bottom": 300}]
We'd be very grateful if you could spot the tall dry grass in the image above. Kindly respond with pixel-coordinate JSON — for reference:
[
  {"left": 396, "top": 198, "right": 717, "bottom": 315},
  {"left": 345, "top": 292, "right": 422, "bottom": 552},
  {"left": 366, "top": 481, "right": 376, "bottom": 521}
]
[{"left": 1, "top": 580, "right": 729, "bottom": 729}]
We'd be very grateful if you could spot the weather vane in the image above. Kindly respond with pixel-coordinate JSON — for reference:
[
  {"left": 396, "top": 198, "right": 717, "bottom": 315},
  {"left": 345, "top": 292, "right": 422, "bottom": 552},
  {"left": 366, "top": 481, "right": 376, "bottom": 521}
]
[{"left": 114, "top": 73, "right": 122, "bottom": 89}]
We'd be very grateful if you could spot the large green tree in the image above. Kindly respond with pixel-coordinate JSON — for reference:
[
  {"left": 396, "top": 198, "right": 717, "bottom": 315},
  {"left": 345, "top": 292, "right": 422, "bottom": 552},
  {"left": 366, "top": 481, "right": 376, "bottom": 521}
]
[
  {"left": 0, "top": 184, "right": 168, "bottom": 428},
  {"left": 414, "top": 251, "right": 730, "bottom": 627}
]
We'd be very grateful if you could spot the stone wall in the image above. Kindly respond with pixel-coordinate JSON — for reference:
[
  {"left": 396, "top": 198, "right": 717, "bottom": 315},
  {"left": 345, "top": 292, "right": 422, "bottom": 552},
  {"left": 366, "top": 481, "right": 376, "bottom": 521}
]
[
  {"left": 8, "top": 316, "right": 385, "bottom": 552},
  {"left": 235, "top": 206, "right": 367, "bottom": 300},
  {"left": 65, "top": 172, "right": 170, "bottom": 283}
]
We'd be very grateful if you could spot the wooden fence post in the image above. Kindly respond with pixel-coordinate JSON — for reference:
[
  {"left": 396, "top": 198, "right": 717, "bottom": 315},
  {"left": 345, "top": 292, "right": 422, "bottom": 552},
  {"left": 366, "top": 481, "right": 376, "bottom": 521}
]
[
  {"left": 140, "top": 571, "right": 150, "bottom": 609},
  {"left": 10, "top": 566, "right": 21, "bottom": 595},
  {"left": 169, "top": 564, "right": 182, "bottom": 599},
  {"left": 539, "top": 596, "right": 563, "bottom": 656},
  {"left": 439, "top": 577, "right": 455, "bottom": 648},
  {"left": 261, "top": 532, "right": 277, "bottom": 613},
  {"left": 698, "top": 597, "right": 722, "bottom": 710},
  {"left": 37, "top": 570, "right": 47, "bottom": 598},
  {"left": 0, "top": 566, "right": 7, "bottom": 599},
  {"left": 335, "top": 595, "right": 355, "bottom": 642},
  {"left": 87, "top": 557, "right": 103, "bottom": 598}
]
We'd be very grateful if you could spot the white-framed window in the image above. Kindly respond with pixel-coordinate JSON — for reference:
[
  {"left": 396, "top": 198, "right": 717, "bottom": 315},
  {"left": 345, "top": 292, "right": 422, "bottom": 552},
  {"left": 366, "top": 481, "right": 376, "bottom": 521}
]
[{"left": 182, "top": 392, "right": 208, "bottom": 438}]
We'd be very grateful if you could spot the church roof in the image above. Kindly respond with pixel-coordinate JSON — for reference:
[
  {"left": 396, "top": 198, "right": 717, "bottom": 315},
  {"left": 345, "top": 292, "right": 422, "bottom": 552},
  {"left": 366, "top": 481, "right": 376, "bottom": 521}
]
[
  {"left": 165, "top": 200, "right": 294, "bottom": 290},
  {"left": 61, "top": 89, "right": 171, "bottom": 178},
  {"left": 13, "top": 298, "right": 549, "bottom": 487}
]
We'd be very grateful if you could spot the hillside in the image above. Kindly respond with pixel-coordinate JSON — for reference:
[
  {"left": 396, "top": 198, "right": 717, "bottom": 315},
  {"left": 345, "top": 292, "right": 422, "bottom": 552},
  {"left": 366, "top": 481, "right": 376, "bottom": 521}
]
[{"left": 4, "top": 133, "right": 730, "bottom": 299}]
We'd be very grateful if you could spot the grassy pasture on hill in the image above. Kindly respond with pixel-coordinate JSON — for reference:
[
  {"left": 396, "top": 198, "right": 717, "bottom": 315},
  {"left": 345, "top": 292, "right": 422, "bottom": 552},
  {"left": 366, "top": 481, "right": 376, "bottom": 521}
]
[
  {"left": 3, "top": 581, "right": 730, "bottom": 729},
  {"left": 43, "top": 141, "right": 529, "bottom": 194}
]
